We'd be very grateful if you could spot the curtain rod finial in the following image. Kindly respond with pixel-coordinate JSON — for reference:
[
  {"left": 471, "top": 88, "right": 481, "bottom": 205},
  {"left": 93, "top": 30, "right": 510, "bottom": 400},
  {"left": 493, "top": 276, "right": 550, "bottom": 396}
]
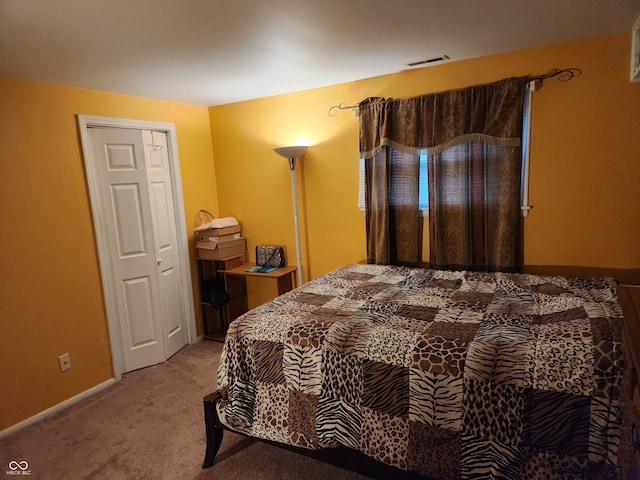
[{"left": 328, "top": 102, "right": 360, "bottom": 117}]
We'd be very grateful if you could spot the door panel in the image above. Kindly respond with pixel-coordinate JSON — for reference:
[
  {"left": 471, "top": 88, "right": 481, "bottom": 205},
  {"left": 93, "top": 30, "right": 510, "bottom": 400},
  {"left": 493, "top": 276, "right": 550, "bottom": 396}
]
[
  {"left": 105, "top": 143, "right": 137, "bottom": 170},
  {"left": 159, "top": 267, "right": 183, "bottom": 338},
  {"left": 123, "top": 275, "right": 159, "bottom": 348},
  {"left": 143, "top": 130, "right": 187, "bottom": 359},
  {"left": 111, "top": 184, "right": 147, "bottom": 257},
  {"left": 149, "top": 182, "right": 172, "bottom": 250}
]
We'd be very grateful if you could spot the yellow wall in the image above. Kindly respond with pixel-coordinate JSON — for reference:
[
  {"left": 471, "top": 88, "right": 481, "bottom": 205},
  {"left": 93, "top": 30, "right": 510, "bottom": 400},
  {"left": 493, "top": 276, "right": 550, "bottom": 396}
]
[
  {"left": 210, "top": 31, "right": 640, "bottom": 298},
  {"left": 0, "top": 77, "right": 217, "bottom": 430}
]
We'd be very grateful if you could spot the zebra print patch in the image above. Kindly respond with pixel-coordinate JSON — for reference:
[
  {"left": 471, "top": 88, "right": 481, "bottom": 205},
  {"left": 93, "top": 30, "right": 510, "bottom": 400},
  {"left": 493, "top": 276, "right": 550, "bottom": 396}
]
[
  {"left": 473, "top": 322, "right": 530, "bottom": 342},
  {"left": 588, "top": 394, "right": 621, "bottom": 464},
  {"left": 491, "top": 291, "right": 535, "bottom": 305},
  {"left": 224, "top": 378, "right": 257, "bottom": 428},
  {"left": 294, "top": 292, "right": 333, "bottom": 306},
  {"left": 409, "top": 367, "right": 463, "bottom": 430},
  {"left": 316, "top": 396, "right": 362, "bottom": 449},
  {"left": 433, "top": 307, "right": 484, "bottom": 324},
  {"left": 283, "top": 343, "right": 323, "bottom": 395},
  {"left": 459, "top": 275, "right": 497, "bottom": 294},
  {"left": 321, "top": 297, "right": 365, "bottom": 312},
  {"left": 465, "top": 339, "right": 529, "bottom": 385},
  {"left": 522, "top": 387, "right": 591, "bottom": 457},
  {"left": 461, "top": 434, "right": 522, "bottom": 480},
  {"left": 533, "top": 306, "right": 588, "bottom": 324},
  {"left": 323, "top": 318, "right": 371, "bottom": 357},
  {"left": 340, "top": 271, "right": 376, "bottom": 282},
  {"left": 253, "top": 340, "right": 284, "bottom": 384},
  {"left": 362, "top": 359, "right": 409, "bottom": 417},
  {"left": 394, "top": 304, "right": 439, "bottom": 322}
]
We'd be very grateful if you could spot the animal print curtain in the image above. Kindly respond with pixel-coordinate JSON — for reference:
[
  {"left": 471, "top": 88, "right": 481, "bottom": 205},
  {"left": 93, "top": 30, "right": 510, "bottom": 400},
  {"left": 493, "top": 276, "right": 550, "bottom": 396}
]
[
  {"left": 359, "top": 76, "right": 528, "bottom": 271},
  {"left": 363, "top": 146, "right": 421, "bottom": 266},
  {"left": 359, "top": 98, "right": 422, "bottom": 266}
]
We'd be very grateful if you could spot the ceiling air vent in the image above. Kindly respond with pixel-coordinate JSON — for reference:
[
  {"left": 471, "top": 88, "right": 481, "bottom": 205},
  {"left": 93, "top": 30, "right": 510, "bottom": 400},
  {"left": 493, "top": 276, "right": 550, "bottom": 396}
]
[{"left": 406, "top": 55, "right": 449, "bottom": 67}]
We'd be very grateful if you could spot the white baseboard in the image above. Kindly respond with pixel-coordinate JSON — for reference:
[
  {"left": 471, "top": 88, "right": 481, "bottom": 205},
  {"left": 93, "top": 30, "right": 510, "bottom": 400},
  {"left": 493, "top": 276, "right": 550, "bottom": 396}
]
[{"left": 0, "top": 378, "right": 116, "bottom": 439}]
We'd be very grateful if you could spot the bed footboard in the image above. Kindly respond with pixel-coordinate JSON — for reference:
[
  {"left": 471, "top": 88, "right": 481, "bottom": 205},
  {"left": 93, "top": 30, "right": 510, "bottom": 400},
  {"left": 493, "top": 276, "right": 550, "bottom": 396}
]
[{"left": 202, "top": 390, "right": 225, "bottom": 468}]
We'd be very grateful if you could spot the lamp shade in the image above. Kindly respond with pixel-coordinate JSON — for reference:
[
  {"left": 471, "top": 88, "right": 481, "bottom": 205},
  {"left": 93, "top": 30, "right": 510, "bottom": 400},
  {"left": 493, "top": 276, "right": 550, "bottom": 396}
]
[{"left": 273, "top": 145, "right": 308, "bottom": 159}]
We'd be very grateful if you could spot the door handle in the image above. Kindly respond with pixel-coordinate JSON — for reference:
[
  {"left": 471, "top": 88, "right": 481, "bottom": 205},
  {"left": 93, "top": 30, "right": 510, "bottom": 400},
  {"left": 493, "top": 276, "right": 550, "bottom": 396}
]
[{"left": 157, "top": 258, "right": 163, "bottom": 266}]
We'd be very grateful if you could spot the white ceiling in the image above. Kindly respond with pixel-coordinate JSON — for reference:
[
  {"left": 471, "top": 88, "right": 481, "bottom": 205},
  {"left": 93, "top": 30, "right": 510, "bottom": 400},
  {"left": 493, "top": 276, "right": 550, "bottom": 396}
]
[{"left": 1, "top": 0, "right": 639, "bottom": 106}]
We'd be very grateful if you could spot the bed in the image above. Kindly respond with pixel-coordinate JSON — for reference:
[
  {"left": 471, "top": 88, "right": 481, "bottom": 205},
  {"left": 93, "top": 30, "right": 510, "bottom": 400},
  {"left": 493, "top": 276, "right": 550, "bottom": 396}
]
[{"left": 202, "top": 263, "right": 626, "bottom": 479}]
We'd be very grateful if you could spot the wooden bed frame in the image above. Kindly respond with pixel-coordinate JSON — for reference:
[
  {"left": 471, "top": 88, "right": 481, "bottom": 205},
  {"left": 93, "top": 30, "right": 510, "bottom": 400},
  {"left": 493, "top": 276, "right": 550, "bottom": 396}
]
[{"left": 202, "top": 285, "right": 640, "bottom": 479}]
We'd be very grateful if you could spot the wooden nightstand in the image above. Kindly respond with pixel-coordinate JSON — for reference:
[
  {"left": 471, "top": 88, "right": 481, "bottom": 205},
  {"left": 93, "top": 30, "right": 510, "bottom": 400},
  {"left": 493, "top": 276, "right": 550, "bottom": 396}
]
[{"left": 219, "top": 263, "right": 297, "bottom": 323}]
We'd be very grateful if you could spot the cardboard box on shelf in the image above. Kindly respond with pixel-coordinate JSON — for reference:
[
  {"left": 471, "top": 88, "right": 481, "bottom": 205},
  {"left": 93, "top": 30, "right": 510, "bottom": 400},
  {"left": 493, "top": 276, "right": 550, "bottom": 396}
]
[
  {"left": 197, "top": 237, "right": 246, "bottom": 260},
  {"left": 197, "top": 232, "right": 241, "bottom": 245},
  {"left": 196, "top": 225, "right": 241, "bottom": 243}
]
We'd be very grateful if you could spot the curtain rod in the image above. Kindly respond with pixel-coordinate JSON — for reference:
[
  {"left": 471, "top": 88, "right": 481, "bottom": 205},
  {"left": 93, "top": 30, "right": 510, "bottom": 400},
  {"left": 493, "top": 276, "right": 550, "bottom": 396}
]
[
  {"left": 526, "top": 67, "right": 582, "bottom": 83},
  {"left": 328, "top": 102, "right": 360, "bottom": 117},
  {"left": 327, "top": 67, "right": 582, "bottom": 117}
]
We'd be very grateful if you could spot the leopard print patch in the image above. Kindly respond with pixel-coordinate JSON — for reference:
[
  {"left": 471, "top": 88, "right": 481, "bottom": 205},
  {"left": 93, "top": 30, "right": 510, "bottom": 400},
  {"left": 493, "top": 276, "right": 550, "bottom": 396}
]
[{"left": 360, "top": 407, "right": 409, "bottom": 470}]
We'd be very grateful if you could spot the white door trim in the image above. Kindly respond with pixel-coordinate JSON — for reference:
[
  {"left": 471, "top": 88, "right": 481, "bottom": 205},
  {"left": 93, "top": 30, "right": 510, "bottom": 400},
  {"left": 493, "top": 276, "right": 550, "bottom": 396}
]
[{"left": 77, "top": 115, "right": 197, "bottom": 380}]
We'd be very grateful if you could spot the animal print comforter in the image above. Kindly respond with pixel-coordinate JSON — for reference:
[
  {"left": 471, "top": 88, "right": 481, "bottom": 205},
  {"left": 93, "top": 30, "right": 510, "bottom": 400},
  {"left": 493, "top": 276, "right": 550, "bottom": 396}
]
[{"left": 217, "top": 264, "right": 624, "bottom": 479}]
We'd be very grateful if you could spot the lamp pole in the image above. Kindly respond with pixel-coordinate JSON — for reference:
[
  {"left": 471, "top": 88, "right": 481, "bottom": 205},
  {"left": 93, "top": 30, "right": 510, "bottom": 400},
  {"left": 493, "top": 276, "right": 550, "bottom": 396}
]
[
  {"left": 273, "top": 146, "right": 308, "bottom": 287},
  {"left": 288, "top": 156, "right": 303, "bottom": 286}
]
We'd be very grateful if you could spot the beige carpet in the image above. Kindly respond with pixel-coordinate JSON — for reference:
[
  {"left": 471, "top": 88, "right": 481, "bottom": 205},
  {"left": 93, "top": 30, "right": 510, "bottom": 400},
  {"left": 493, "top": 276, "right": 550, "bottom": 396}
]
[{"left": 0, "top": 340, "right": 385, "bottom": 480}]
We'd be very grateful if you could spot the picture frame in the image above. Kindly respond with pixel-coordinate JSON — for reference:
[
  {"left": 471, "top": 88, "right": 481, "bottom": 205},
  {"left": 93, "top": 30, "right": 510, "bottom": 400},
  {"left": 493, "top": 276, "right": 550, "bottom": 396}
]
[{"left": 632, "top": 13, "right": 640, "bottom": 82}]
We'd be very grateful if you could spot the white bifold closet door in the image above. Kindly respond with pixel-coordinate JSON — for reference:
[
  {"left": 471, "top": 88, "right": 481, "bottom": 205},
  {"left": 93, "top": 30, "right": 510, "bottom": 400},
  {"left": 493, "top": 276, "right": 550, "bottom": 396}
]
[{"left": 88, "top": 127, "right": 187, "bottom": 372}]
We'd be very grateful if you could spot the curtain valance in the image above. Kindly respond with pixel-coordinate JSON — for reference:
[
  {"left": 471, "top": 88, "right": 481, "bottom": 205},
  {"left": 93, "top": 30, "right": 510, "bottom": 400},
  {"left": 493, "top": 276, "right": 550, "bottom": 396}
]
[{"left": 359, "top": 76, "right": 529, "bottom": 158}]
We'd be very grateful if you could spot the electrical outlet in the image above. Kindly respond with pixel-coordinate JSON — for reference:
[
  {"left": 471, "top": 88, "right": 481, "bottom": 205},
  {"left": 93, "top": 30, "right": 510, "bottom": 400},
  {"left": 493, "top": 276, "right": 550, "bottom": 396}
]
[{"left": 58, "top": 353, "right": 71, "bottom": 372}]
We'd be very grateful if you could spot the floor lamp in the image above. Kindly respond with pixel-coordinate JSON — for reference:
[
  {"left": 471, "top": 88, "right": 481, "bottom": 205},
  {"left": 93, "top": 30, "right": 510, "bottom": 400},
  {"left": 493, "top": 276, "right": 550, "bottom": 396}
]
[{"left": 273, "top": 145, "right": 308, "bottom": 287}]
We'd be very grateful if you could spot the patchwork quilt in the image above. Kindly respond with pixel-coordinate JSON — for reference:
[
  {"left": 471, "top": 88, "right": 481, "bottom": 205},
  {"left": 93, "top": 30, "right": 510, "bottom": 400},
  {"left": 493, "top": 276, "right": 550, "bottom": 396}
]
[{"left": 217, "top": 264, "right": 624, "bottom": 479}]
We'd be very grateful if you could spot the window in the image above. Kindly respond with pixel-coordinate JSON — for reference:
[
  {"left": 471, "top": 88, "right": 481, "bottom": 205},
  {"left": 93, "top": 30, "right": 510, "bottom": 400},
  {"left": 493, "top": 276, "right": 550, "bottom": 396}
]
[{"left": 358, "top": 152, "right": 429, "bottom": 215}]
